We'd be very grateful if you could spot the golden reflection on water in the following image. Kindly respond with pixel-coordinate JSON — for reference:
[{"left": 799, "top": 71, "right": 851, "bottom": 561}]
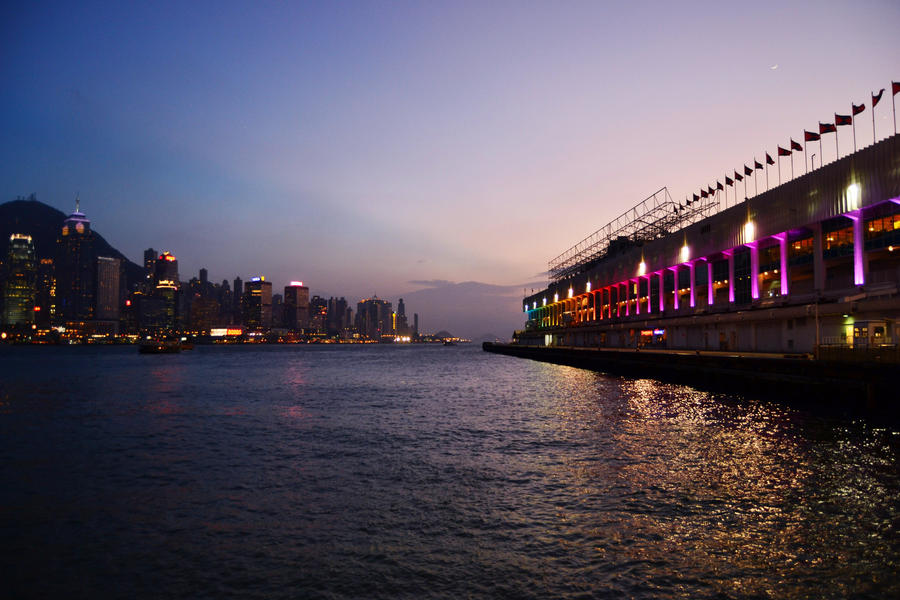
[{"left": 539, "top": 367, "right": 897, "bottom": 598}]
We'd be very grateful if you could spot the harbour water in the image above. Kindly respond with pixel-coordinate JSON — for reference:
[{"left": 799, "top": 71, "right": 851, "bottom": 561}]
[{"left": 1, "top": 344, "right": 897, "bottom": 599}]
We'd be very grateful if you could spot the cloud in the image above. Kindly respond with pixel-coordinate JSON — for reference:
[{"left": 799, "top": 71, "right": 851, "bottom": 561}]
[{"left": 408, "top": 279, "right": 455, "bottom": 287}]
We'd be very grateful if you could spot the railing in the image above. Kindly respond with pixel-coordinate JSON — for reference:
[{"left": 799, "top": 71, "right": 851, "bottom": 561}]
[{"left": 816, "top": 344, "right": 900, "bottom": 363}]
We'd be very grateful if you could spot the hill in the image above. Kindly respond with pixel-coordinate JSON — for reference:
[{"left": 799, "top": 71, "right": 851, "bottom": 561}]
[{"left": 0, "top": 197, "right": 143, "bottom": 288}]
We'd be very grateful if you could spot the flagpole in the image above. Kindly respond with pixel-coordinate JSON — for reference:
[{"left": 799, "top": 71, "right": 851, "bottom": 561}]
[
  {"left": 754, "top": 164, "right": 758, "bottom": 197},
  {"left": 790, "top": 153, "right": 794, "bottom": 180},
  {"left": 804, "top": 145, "right": 808, "bottom": 175},
  {"left": 765, "top": 162, "right": 769, "bottom": 191},
  {"left": 835, "top": 128, "right": 839, "bottom": 160},
  {"left": 777, "top": 157, "right": 781, "bottom": 185},
  {"left": 852, "top": 106, "right": 857, "bottom": 152},
  {"left": 819, "top": 138, "right": 823, "bottom": 167},
  {"left": 872, "top": 93, "right": 877, "bottom": 144},
  {"left": 894, "top": 89, "right": 897, "bottom": 135}
]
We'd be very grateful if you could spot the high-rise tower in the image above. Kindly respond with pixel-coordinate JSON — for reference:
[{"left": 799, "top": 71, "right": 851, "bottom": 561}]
[
  {"left": 55, "top": 199, "right": 96, "bottom": 323},
  {"left": 2, "top": 234, "right": 37, "bottom": 326}
]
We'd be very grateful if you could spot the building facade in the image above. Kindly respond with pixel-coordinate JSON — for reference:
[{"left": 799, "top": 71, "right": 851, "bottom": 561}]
[
  {"left": 2, "top": 234, "right": 37, "bottom": 326},
  {"left": 518, "top": 135, "right": 900, "bottom": 354}
]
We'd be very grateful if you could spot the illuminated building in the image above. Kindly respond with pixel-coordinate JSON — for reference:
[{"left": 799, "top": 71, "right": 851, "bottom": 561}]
[
  {"left": 35, "top": 258, "right": 54, "bottom": 329},
  {"left": 283, "top": 281, "right": 309, "bottom": 330},
  {"left": 55, "top": 200, "right": 96, "bottom": 323},
  {"left": 309, "top": 295, "right": 327, "bottom": 333},
  {"left": 143, "top": 247, "right": 156, "bottom": 289},
  {"left": 232, "top": 276, "right": 242, "bottom": 323},
  {"left": 243, "top": 276, "right": 272, "bottom": 330},
  {"left": 395, "top": 298, "right": 409, "bottom": 335},
  {"left": 355, "top": 296, "right": 393, "bottom": 340},
  {"left": 517, "top": 135, "right": 900, "bottom": 353},
  {"left": 327, "top": 296, "right": 348, "bottom": 335},
  {"left": 154, "top": 251, "right": 179, "bottom": 284},
  {"left": 2, "top": 234, "right": 36, "bottom": 326},
  {"left": 95, "top": 256, "right": 122, "bottom": 323}
]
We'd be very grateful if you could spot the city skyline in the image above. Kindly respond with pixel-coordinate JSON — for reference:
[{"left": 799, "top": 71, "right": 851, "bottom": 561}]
[{"left": 2, "top": 2, "right": 899, "bottom": 333}]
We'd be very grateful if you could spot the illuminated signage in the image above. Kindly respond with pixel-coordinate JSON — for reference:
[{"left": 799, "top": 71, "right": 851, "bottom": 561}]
[
  {"left": 653, "top": 329, "right": 665, "bottom": 336},
  {"left": 211, "top": 328, "right": 244, "bottom": 337},
  {"left": 289, "top": 281, "right": 304, "bottom": 287}
]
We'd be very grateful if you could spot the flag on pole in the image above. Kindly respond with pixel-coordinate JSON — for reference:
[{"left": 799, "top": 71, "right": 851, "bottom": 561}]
[
  {"left": 700, "top": 189, "right": 708, "bottom": 199},
  {"left": 777, "top": 146, "right": 791, "bottom": 156},
  {"left": 734, "top": 170, "right": 743, "bottom": 182},
  {"left": 765, "top": 153, "right": 774, "bottom": 165},
  {"left": 708, "top": 185, "right": 715, "bottom": 196},
  {"left": 790, "top": 139, "right": 803, "bottom": 151},
  {"left": 725, "top": 175, "right": 734, "bottom": 186},
  {"left": 716, "top": 181, "right": 724, "bottom": 190},
  {"left": 835, "top": 114, "right": 852, "bottom": 126},
  {"left": 804, "top": 130, "right": 820, "bottom": 142},
  {"left": 692, "top": 193, "right": 700, "bottom": 203},
  {"left": 819, "top": 122, "right": 837, "bottom": 134},
  {"left": 892, "top": 82, "right": 900, "bottom": 135},
  {"left": 872, "top": 89, "right": 884, "bottom": 143},
  {"left": 852, "top": 103, "right": 866, "bottom": 115},
  {"left": 754, "top": 160, "right": 763, "bottom": 170},
  {"left": 744, "top": 165, "right": 753, "bottom": 175}
]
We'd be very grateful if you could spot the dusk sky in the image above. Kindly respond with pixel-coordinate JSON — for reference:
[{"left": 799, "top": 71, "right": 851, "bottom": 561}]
[{"left": 2, "top": 1, "right": 898, "bottom": 336}]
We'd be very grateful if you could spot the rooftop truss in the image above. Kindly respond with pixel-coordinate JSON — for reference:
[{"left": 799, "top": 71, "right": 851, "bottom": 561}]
[{"left": 548, "top": 187, "right": 721, "bottom": 282}]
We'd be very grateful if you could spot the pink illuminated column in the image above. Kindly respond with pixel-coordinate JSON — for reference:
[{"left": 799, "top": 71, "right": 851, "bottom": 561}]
[
  {"left": 688, "top": 261, "right": 696, "bottom": 307},
  {"left": 624, "top": 281, "right": 631, "bottom": 316},
  {"left": 725, "top": 250, "right": 735, "bottom": 302},
  {"left": 707, "top": 260, "right": 714, "bottom": 306},
  {"left": 658, "top": 271, "right": 665, "bottom": 312},
  {"left": 633, "top": 279, "right": 641, "bottom": 315},
  {"left": 748, "top": 242, "right": 759, "bottom": 300},
  {"left": 847, "top": 210, "right": 866, "bottom": 286},
  {"left": 670, "top": 265, "right": 679, "bottom": 310},
  {"left": 644, "top": 276, "right": 652, "bottom": 313},
  {"left": 775, "top": 233, "right": 789, "bottom": 296}
]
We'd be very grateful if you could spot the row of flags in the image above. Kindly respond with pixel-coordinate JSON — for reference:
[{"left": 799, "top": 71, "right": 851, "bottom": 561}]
[{"left": 678, "top": 80, "right": 900, "bottom": 213}]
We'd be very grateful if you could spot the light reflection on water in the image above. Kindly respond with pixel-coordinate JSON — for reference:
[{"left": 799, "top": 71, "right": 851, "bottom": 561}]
[{"left": 0, "top": 344, "right": 897, "bottom": 599}]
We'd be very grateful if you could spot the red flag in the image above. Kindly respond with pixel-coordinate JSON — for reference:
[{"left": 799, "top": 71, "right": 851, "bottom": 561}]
[
  {"left": 872, "top": 89, "right": 884, "bottom": 107},
  {"left": 852, "top": 103, "right": 865, "bottom": 116},
  {"left": 892, "top": 81, "right": 900, "bottom": 96},
  {"left": 766, "top": 153, "right": 774, "bottom": 165},
  {"left": 735, "top": 170, "right": 744, "bottom": 182},
  {"left": 835, "top": 113, "right": 852, "bottom": 126},
  {"left": 692, "top": 193, "right": 700, "bottom": 203},
  {"left": 725, "top": 175, "right": 734, "bottom": 186},
  {"left": 778, "top": 145, "right": 791, "bottom": 156},
  {"left": 744, "top": 165, "right": 753, "bottom": 176},
  {"left": 754, "top": 159, "right": 763, "bottom": 170},
  {"left": 716, "top": 180, "right": 724, "bottom": 191},
  {"left": 804, "top": 130, "right": 820, "bottom": 142},
  {"left": 700, "top": 189, "right": 708, "bottom": 198},
  {"left": 820, "top": 121, "right": 837, "bottom": 134},
  {"left": 708, "top": 185, "right": 715, "bottom": 195},
  {"left": 790, "top": 139, "right": 803, "bottom": 151}
]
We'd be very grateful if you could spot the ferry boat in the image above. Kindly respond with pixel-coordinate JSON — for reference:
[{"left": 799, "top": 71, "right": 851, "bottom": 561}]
[{"left": 138, "top": 338, "right": 182, "bottom": 354}]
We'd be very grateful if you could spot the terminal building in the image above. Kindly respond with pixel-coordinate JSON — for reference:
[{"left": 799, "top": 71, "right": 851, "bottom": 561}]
[{"left": 517, "top": 134, "right": 900, "bottom": 354}]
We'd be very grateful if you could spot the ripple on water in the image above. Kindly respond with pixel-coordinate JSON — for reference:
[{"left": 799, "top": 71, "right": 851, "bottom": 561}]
[{"left": 0, "top": 344, "right": 897, "bottom": 599}]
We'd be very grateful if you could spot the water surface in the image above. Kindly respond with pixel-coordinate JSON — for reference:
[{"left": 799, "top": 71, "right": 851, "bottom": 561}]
[{"left": 1, "top": 344, "right": 897, "bottom": 598}]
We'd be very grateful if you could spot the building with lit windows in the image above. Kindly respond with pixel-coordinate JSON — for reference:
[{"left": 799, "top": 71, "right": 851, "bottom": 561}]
[
  {"left": 2, "top": 234, "right": 37, "bottom": 326},
  {"left": 283, "top": 281, "right": 309, "bottom": 330},
  {"left": 355, "top": 296, "right": 393, "bottom": 341},
  {"left": 55, "top": 201, "right": 96, "bottom": 324},
  {"left": 95, "top": 256, "right": 122, "bottom": 323},
  {"left": 516, "top": 135, "right": 900, "bottom": 354},
  {"left": 243, "top": 276, "right": 272, "bottom": 330}
]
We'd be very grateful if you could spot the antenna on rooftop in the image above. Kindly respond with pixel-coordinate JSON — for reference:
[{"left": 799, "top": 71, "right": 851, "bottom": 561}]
[{"left": 75, "top": 191, "right": 80, "bottom": 213}]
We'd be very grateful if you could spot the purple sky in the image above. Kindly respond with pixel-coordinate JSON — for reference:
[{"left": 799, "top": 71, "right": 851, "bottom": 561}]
[{"left": 2, "top": 1, "right": 898, "bottom": 337}]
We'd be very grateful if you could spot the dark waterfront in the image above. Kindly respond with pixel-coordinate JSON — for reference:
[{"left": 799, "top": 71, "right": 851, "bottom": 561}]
[{"left": 1, "top": 344, "right": 897, "bottom": 599}]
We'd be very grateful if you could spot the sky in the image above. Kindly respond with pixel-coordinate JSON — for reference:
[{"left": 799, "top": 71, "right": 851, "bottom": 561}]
[{"left": 1, "top": 1, "right": 898, "bottom": 337}]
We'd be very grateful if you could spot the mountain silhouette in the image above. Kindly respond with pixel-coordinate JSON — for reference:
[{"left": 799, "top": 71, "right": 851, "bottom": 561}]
[{"left": 1, "top": 196, "right": 143, "bottom": 288}]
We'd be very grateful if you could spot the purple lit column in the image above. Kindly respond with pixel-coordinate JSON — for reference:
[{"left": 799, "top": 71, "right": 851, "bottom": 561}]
[
  {"left": 688, "top": 261, "right": 696, "bottom": 307},
  {"left": 847, "top": 210, "right": 865, "bottom": 286},
  {"left": 632, "top": 278, "right": 640, "bottom": 315},
  {"left": 748, "top": 242, "right": 759, "bottom": 300},
  {"left": 670, "top": 266, "right": 679, "bottom": 310},
  {"left": 707, "top": 260, "right": 714, "bottom": 306},
  {"left": 725, "top": 250, "right": 735, "bottom": 302},
  {"left": 775, "top": 233, "right": 789, "bottom": 296},
  {"left": 645, "top": 276, "right": 652, "bottom": 313},
  {"left": 658, "top": 271, "right": 665, "bottom": 312}
]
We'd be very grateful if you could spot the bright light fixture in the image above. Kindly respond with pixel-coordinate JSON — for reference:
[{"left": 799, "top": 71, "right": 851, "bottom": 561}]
[
  {"left": 638, "top": 261, "right": 646, "bottom": 276},
  {"left": 744, "top": 221, "right": 755, "bottom": 243},
  {"left": 847, "top": 183, "right": 860, "bottom": 209},
  {"left": 680, "top": 244, "right": 690, "bottom": 263}
]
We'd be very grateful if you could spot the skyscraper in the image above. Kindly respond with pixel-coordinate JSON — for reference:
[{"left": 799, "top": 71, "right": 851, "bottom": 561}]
[
  {"left": 283, "top": 281, "right": 309, "bottom": 331},
  {"left": 233, "top": 276, "right": 243, "bottom": 323},
  {"left": 355, "top": 296, "right": 393, "bottom": 340},
  {"left": 55, "top": 201, "right": 96, "bottom": 323},
  {"left": 95, "top": 256, "right": 122, "bottom": 322},
  {"left": 143, "top": 248, "right": 157, "bottom": 289},
  {"left": 243, "top": 276, "right": 272, "bottom": 330},
  {"left": 2, "top": 234, "right": 36, "bottom": 326},
  {"left": 154, "top": 251, "right": 179, "bottom": 330}
]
